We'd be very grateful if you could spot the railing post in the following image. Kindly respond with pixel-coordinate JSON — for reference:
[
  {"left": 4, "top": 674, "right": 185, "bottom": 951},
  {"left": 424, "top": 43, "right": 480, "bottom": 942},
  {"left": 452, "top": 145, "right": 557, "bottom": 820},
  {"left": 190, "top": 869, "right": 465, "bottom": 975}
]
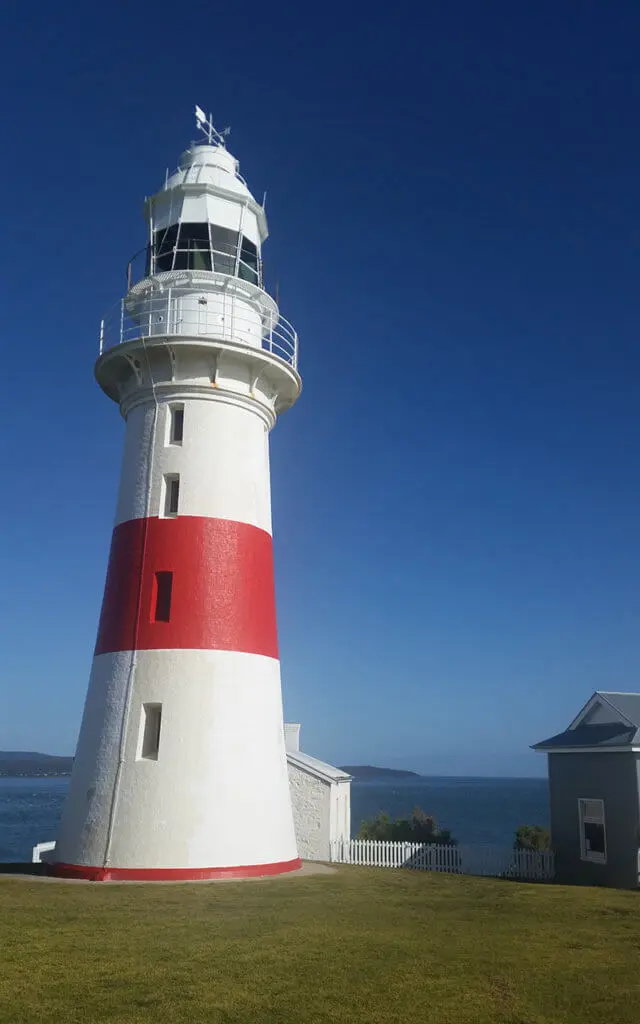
[{"left": 119, "top": 298, "right": 125, "bottom": 344}]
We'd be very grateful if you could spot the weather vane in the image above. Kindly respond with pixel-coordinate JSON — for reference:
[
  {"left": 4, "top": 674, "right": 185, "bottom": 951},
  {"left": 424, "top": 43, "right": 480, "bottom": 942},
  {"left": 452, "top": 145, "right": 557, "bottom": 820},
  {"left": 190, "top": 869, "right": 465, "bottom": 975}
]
[{"left": 195, "top": 105, "right": 231, "bottom": 147}]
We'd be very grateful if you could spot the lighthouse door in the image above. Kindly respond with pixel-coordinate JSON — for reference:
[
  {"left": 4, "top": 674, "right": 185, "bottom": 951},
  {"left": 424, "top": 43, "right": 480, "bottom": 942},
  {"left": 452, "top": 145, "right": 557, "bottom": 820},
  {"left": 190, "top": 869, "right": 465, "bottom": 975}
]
[
  {"left": 168, "top": 294, "right": 183, "bottom": 337},
  {"left": 198, "top": 296, "right": 209, "bottom": 335}
]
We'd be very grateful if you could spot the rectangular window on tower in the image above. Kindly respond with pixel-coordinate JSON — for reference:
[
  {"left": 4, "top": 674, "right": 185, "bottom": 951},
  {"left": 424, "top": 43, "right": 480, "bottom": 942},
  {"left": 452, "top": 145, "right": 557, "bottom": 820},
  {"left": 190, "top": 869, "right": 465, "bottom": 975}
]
[
  {"left": 168, "top": 405, "right": 184, "bottom": 445},
  {"left": 152, "top": 571, "right": 173, "bottom": 622},
  {"left": 163, "top": 474, "right": 180, "bottom": 517},
  {"left": 138, "top": 703, "right": 162, "bottom": 760}
]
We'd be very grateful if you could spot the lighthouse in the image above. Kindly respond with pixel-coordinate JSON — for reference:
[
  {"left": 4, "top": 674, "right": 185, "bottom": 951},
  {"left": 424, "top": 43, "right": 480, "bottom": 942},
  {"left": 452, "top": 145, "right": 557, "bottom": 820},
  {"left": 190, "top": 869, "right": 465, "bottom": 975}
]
[{"left": 52, "top": 108, "right": 302, "bottom": 880}]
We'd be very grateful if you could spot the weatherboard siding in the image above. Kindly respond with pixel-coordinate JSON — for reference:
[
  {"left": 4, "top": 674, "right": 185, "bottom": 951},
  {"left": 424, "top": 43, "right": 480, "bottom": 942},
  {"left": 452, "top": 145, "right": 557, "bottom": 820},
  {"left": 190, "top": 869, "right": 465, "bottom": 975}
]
[{"left": 548, "top": 751, "right": 640, "bottom": 888}]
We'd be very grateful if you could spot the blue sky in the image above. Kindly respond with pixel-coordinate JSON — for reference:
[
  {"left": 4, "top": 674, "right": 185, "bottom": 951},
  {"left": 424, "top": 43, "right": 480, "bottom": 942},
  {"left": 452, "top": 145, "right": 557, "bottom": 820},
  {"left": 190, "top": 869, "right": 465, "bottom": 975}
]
[{"left": 1, "top": 1, "right": 639, "bottom": 776}]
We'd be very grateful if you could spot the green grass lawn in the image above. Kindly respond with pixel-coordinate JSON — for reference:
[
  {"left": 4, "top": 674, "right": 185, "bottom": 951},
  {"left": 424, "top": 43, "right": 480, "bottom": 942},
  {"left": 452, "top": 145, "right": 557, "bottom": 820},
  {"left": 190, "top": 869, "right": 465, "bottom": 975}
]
[{"left": 2, "top": 867, "right": 640, "bottom": 1024}]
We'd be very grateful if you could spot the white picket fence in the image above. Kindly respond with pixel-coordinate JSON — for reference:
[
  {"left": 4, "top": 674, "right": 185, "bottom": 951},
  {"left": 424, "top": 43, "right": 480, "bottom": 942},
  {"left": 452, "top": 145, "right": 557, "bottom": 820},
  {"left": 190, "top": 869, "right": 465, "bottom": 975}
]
[{"left": 330, "top": 840, "right": 554, "bottom": 882}]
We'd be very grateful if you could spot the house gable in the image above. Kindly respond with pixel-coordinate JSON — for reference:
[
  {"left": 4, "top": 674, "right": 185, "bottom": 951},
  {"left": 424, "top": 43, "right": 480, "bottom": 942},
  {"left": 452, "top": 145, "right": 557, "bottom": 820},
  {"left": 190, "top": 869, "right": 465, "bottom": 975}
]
[
  {"left": 569, "top": 693, "right": 635, "bottom": 731},
  {"left": 533, "top": 691, "right": 640, "bottom": 752}
]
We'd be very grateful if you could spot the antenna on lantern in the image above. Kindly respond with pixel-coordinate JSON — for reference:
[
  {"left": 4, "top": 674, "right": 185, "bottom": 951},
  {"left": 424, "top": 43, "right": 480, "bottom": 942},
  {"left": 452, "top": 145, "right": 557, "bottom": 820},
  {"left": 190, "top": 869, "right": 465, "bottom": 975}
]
[{"left": 195, "top": 105, "right": 231, "bottom": 148}]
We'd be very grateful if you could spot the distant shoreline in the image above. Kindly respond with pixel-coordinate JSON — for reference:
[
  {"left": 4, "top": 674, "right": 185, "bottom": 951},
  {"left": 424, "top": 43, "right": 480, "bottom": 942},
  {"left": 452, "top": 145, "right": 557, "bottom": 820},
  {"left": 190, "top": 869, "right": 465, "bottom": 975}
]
[
  {"left": 340, "top": 765, "right": 420, "bottom": 780},
  {"left": 0, "top": 772, "right": 72, "bottom": 778},
  {"left": 0, "top": 753, "right": 545, "bottom": 782},
  {"left": 0, "top": 753, "right": 73, "bottom": 778}
]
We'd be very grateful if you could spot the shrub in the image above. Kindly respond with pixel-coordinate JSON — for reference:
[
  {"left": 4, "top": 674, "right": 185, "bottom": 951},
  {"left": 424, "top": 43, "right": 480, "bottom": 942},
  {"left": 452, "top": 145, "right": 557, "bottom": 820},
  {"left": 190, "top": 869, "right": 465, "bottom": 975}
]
[
  {"left": 357, "top": 806, "right": 456, "bottom": 845},
  {"left": 514, "top": 825, "right": 551, "bottom": 851}
]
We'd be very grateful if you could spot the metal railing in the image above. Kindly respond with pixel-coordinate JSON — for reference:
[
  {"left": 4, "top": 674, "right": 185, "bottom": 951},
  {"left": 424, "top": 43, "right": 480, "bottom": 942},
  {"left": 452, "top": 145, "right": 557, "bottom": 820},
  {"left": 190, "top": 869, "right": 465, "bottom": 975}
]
[{"left": 99, "top": 291, "right": 298, "bottom": 369}]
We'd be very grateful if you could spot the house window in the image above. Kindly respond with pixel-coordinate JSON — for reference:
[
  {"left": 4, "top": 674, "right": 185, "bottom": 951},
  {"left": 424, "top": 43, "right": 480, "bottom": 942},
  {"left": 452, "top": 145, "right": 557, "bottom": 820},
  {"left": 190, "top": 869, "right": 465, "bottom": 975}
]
[
  {"left": 153, "top": 571, "right": 173, "bottom": 622},
  {"left": 163, "top": 474, "right": 180, "bottom": 517},
  {"left": 579, "top": 798, "right": 606, "bottom": 864},
  {"left": 169, "top": 405, "right": 184, "bottom": 444},
  {"left": 139, "top": 703, "right": 162, "bottom": 760}
]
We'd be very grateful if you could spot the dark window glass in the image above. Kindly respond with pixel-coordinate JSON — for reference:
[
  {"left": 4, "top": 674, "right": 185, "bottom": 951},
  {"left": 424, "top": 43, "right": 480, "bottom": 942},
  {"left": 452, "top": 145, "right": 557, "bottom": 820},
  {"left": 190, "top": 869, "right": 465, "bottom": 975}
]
[
  {"left": 154, "top": 225, "right": 178, "bottom": 272},
  {"left": 151, "top": 223, "right": 258, "bottom": 280},
  {"left": 239, "top": 235, "right": 259, "bottom": 284},
  {"left": 170, "top": 407, "right": 184, "bottom": 443},
  {"left": 164, "top": 475, "right": 180, "bottom": 516},
  {"left": 178, "top": 223, "right": 212, "bottom": 271},
  {"left": 210, "top": 225, "right": 238, "bottom": 276},
  {"left": 181, "top": 222, "right": 210, "bottom": 245},
  {"left": 584, "top": 821, "right": 605, "bottom": 854},
  {"left": 190, "top": 248, "right": 210, "bottom": 271},
  {"left": 153, "top": 573, "right": 173, "bottom": 623},
  {"left": 238, "top": 263, "right": 258, "bottom": 285},
  {"left": 141, "top": 703, "right": 162, "bottom": 759},
  {"left": 214, "top": 253, "right": 235, "bottom": 275},
  {"left": 172, "top": 248, "right": 189, "bottom": 271},
  {"left": 210, "top": 225, "right": 238, "bottom": 256},
  {"left": 241, "top": 237, "right": 257, "bottom": 257}
]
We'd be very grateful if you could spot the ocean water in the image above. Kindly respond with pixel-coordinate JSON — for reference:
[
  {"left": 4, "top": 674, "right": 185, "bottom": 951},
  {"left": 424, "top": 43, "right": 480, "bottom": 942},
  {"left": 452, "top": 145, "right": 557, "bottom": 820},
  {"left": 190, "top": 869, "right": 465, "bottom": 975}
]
[
  {"left": 0, "top": 775, "right": 549, "bottom": 862},
  {"left": 0, "top": 777, "right": 68, "bottom": 862},
  {"left": 349, "top": 776, "right": 549, "bottom": 846}
]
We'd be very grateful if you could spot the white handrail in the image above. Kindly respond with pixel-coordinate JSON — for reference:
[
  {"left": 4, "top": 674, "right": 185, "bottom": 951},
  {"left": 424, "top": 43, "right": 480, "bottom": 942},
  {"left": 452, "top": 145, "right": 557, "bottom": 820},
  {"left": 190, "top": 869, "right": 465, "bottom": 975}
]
[{"left": 98, "top": 292, "right": 298, "bottom": 369}]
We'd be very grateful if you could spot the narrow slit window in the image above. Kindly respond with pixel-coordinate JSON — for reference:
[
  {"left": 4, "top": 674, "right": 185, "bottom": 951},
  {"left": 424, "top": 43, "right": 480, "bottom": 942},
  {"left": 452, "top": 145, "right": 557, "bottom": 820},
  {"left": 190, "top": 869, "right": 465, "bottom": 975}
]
[
  {"left": 140, "top": 703, "right": 162, "bottom": 760},
  {"left": 170, "top": 406, "right": 184, "bottom": 444},
  {"left": 164, "top": 474, "right": 180, "bottom": 517},
  {"left": 153, "top": 571, "right": 173, "bottom": 622}
]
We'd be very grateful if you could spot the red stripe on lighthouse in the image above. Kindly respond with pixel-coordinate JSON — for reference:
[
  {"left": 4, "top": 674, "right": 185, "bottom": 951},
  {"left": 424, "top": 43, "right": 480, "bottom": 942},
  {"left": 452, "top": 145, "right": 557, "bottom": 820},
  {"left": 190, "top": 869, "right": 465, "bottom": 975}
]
[
  {"left": 95, "top": 517, "right": 279, "bottom": 657},
  {"left": 49, "top": 857, "right": 302, "bottom": 882}
]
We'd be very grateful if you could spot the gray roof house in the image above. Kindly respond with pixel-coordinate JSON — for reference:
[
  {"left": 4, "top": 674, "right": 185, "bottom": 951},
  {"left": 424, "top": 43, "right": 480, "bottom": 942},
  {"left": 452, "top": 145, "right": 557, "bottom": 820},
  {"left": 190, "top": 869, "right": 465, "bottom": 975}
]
[{"left": 533, "top": 692, "right": 640, "bottom": 889}]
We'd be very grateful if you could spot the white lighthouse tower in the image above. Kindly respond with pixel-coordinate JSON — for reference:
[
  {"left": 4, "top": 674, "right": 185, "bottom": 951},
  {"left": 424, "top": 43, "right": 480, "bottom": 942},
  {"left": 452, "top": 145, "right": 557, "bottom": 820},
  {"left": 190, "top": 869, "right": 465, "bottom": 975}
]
[{"left": 52, "top": 109, "right": 302, "bottom": 880}]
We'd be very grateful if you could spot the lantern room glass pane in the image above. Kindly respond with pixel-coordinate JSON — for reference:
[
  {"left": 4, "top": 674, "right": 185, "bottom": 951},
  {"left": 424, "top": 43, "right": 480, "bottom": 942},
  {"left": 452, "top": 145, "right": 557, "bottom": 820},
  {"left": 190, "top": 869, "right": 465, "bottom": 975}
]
[
  {"left": 151, "top": 223, "right": 260, "bottom": 283},
  {"left": 178, "top": 223, "right": 212, "bottom": 271},
  {"left": 210, "top": 225, "right": 238, "bottom": 276},
  {"left": 154, "top": 224, "right": 178, "bottom": 272},
  {"left": 239, "top": 236, "right": 259, "bottom": 284}
]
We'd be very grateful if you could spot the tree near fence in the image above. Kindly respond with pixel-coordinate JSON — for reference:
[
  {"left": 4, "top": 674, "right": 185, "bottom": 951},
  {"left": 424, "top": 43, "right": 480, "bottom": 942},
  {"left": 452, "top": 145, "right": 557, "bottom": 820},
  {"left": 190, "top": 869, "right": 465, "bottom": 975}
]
[
  {"left": 357, "top": 807, "right": 457, "bottom": 845},
  {"left": 514, "top": 825, "right": 551, "bottom": 851}
]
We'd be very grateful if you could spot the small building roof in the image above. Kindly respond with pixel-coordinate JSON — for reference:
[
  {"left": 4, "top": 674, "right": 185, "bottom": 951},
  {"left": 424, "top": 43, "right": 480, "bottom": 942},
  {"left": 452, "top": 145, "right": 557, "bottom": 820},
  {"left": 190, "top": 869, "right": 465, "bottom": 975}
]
[
  {"left": 283, "top": 722, "right": 351, "bottom": 783},
  {"left": 533, "top": 692, "right": 640, "bottom": 752},
  {"left": 287, "top": 750, "right": 351, "bottom": 785}
]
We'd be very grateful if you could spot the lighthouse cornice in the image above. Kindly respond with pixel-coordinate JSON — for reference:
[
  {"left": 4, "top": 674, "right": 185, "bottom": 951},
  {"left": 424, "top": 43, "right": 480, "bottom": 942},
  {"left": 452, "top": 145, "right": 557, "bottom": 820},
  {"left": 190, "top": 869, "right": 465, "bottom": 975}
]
[{"left": 96, "top": 334, "right": 301, "bottom": 420}]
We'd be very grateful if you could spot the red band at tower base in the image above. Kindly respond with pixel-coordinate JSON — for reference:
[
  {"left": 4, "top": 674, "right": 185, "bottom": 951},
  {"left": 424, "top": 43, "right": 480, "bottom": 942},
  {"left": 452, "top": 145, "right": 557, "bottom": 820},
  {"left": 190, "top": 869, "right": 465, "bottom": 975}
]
[{"left": 48, "top": 857, "right": 302, "bottom": 882}]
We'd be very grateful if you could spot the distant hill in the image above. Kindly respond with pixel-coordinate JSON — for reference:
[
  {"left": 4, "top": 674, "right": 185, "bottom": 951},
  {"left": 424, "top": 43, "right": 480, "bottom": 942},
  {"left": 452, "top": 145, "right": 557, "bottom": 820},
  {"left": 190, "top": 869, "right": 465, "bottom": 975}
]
[
  {"left": 0, "top": 752, "right": 73, "bottom": 777},
  {"left": 339, "top": 765, "right": 420, "bottom": 780}
]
